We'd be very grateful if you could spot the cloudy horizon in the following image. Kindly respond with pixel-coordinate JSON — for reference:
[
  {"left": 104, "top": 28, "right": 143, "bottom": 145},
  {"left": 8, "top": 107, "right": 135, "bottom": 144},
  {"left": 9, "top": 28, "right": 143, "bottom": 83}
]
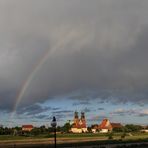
[{"left": 0, "top": 0, "right": 148, "bottom": 127}]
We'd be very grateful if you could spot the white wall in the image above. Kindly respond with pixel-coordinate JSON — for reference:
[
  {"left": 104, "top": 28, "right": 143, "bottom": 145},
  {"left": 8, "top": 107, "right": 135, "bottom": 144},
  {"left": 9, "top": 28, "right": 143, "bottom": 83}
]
[
  {"left": 71, "top": 128, "right": 82, "bottom": 133},
  {"left": 100, "top": 129, "right": 109, "bottom": 133}
]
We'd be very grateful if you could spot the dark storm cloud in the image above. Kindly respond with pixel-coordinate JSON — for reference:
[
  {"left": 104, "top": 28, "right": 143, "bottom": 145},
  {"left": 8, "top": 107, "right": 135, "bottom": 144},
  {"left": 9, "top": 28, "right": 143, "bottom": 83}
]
[
  {"left": 17, "top": 104, "right": 61, "bottom": 117},
  {"left": 17, "top": 104, "right": 50, "bottom": 116},
  {"left": 0, "top": 0, "right": 148, "bottom": 112}
]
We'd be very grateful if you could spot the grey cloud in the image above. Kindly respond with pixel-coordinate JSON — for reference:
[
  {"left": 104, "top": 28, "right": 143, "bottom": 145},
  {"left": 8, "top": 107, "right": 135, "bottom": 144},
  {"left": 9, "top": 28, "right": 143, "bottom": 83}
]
[
  {"left": 111, "top": 109, "right": 148, "bottom": 117},
  {"left": 98, "top": 108, "right": 104, "bottom": 111},
  {"left": 52, "top": 107, "right": 61, "bottom": 111},
  {"left": 51, "top": 110, "right": 74, "bottom": 122},
  {"left": 34, "top": 114, "right": 49, "bottom": 120},
  {"left": 139, "top": 113, "right": 148, "bottom": 117},
  {"left": 52, "top": 110, "right": 73, "bottom": 114},
  {"left": 88, "top": 115, "right": 108, "bottom": 123},
  {"left": 81, "top": 107, "right": 91, "bottom": 113},
  {"left": 0, "top": 0, "right": 148, "bottom": 112},
  {"left": 73, "top": 101, "right": 91, "bottom": 106}
]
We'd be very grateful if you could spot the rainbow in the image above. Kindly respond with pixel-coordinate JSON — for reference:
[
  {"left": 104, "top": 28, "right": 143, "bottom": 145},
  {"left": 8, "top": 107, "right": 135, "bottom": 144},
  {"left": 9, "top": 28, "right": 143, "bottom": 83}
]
[{"left": 9, "top": 30, "right": 79, "bottom": 125}]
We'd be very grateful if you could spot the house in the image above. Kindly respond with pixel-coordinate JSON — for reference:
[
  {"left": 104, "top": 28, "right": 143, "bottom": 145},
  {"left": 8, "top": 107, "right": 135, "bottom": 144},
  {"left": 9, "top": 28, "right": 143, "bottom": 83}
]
[
  {"left": 22, "top": 125, "right": 33, "bottom": 132},
  {"left": 141, "top": 129, "right": 148, "bottom": 133},
  {"left": 98, "top": 118, "right": 112, "bottom": 133},
  {"left": 141, "top": 126, "right": 148, "bottom": 133},
  {"left": 92, "top": 118, "right": 122, "bottom": 133},
  {"left": 71, "top": 112, "right": 88, "bottom": 133},
  {"left": 91, "top": 124, "right": 99, "bottom": 133}
]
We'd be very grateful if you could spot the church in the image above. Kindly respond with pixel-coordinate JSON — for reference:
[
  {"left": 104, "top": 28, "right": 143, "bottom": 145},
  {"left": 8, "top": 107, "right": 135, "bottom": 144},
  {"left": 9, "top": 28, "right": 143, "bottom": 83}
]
[{"left": 71, "top": 111, "right": 88, "bottom": 133}]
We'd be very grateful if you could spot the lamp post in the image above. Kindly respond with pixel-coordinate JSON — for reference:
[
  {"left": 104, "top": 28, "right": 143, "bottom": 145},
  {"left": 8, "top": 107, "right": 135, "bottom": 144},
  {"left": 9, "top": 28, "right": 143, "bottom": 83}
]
[{"left": 51, "top": 116, "right": 57, "bottom": 148}]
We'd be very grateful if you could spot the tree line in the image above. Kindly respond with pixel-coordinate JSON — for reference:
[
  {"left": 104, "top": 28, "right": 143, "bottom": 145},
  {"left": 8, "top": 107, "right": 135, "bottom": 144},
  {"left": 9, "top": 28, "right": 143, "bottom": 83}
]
[
  {"left": 0, "top": 122, "right": 71, "bottom": 136},
  {"left": 0, "top": 123, "right": 147, "bottom": 136}
]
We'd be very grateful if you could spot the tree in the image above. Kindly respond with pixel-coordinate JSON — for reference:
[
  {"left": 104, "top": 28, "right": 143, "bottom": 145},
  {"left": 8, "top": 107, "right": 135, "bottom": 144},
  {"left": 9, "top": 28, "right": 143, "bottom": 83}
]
[
  {"left": 87, "top": 127, "right": 92, "bottom": 133},
  {"left": 107, "top": 132, "right": 113, "bottom": 140},
  {"left": 48, "top": 127, "right": 53, "bottom": 133},
  {"left": 113, "top": 127, "right": 124, "bottom": 132},
  {"left": 62, "top": 122, "right": 71, "bottom": 133},
  {"left": 39, "top": 125, "right": 47, "bottom": 134},
  {"left": 0, "top": 127, "right": 4, "bottom": 135},
  {"left": 125, "top": 124, "right": 142, "bottom": 132},
  {"left": 56, "top": 126, "right": 61, "bottom": 132},
  {"left": 31, "top": 128, "right": 41, "bottom": 136},
  {"left": 4, "top": 127, "right": 13, "bottom": 135},
  {"left": 121, "top": 132, "right": 126, "bottom": 139}
]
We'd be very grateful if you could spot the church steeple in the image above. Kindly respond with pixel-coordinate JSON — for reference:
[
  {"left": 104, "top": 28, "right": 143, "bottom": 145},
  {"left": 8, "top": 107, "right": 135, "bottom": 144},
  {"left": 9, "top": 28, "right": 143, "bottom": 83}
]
[
  {"left": 74, "top": 111, "right": 79, "bottom": 119},
  {"left": 81, "top": 112, "right": 85, "bottom": 120},
  {"left": 81, "top": 112, "right": 86, "bottom": 127}
]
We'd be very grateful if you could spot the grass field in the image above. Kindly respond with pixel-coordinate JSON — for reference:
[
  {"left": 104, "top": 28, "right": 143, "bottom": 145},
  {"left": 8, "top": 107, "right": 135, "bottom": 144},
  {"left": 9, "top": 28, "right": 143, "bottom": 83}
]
[
  {"left": 0, "top": 132, "right": 148, "bottom": 140},
  {"left": 0, "top": 133, "right": 147, "bottom": 148}
]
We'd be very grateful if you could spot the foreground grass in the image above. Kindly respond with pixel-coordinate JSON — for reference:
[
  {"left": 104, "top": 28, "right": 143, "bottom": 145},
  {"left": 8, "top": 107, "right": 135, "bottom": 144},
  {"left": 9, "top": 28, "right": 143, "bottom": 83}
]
[
  {"left": 54, "top": 132, "right": 148, "bottom": 139},
  {"left": 0, "top": 135, "right": 46, "bottom": 141},
  {"left": 0, "top": 132, "right": 148, "bottom": 141},
  {"left": 0, "top": 136, "right": 148, "bottom": 148},
  {"left": 0, "top": 133, "right": 147, "bottom": 148}
]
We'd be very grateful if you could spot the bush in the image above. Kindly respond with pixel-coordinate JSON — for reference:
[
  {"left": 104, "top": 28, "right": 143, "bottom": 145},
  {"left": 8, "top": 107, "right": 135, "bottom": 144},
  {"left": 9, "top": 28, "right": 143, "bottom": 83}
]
[
  {"left": 107, "top": 132, "right": 113, "bottom": 140},
  {"left": 121, "top": 132, "right": 126, "bottom": 139},
  {"left": 113, "top": 127, "right": 124, "bottom": 132}
]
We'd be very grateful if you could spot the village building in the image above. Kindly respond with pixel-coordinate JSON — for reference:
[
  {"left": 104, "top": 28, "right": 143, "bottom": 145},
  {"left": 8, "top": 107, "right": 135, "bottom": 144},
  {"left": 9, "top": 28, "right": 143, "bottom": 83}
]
[
  {"left": 71, "top": 112, "right": 88, "bottom": 133},
  {"left": 92, "top": 118, "right": 122, "bottom": 133},
  {"left": 22, "top": 125, "right": 33, "bottom": 132},
  {"left": 91, "top": 124, "right": 99, "bottom": 133},
  {"left": 141, "top": 126, "right": 148, "bottom": 133},
  {"left": 141, "top": 129, "right": 148, "bottom": 133}
]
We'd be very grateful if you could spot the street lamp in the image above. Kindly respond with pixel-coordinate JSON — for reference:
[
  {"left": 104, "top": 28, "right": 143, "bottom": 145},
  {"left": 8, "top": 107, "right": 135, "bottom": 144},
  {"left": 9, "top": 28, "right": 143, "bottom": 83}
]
[{"left": 51, "top": 116, "right": 57, "bottom": 148}]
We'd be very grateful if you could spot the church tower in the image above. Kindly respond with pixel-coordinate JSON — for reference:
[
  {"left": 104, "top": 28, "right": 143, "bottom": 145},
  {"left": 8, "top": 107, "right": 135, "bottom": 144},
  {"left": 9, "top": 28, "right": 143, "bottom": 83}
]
[
  {"left": 81, "top": 112, "right": 86, "bottom": 128},
  {"left": 71, "top": 111, "right": 88, "bottom": 133},
  {"left": 74, "top": 111, "right": 79, "bottom": 126}
]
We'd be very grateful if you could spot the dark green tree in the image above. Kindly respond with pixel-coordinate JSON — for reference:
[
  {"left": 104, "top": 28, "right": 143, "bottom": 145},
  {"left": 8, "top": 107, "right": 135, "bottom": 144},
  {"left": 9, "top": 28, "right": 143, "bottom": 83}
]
[
  {"left": 87, "top": 126, "right": 92, "bottom": 133},
  {"left": 62, "top": 122, "right": 71, "bottom": 133},
  {"left": 113, "top": 127, "right": 124, "bottom": 132},
  {"left": 107, "top": 132, "right": 113, "bottom": 140},
  {"left": 125, "top": 124, "right": 142, "bottom": 132}
]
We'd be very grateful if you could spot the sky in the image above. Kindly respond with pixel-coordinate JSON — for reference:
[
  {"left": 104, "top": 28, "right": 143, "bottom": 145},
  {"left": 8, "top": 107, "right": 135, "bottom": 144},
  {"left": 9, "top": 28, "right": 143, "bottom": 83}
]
[{"left": 0, "top": 0, "right": 148, "bottom": 127}]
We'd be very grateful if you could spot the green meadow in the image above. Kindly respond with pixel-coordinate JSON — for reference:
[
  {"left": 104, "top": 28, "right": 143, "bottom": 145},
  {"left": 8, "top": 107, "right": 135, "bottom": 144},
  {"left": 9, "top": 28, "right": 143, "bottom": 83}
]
[{"left": 0, "top": 132, "right": 148, "bottom": 140}]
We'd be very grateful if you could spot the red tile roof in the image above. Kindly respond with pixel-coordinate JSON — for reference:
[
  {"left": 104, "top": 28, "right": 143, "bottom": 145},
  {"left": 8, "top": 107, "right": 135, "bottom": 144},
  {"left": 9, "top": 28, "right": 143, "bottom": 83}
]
[
  {"left": 72, "top": 119, "right": 87, "bottom": 128},
  {"left": 110, "top": 123, "right": 122, "bottom": 128},
  {"left": 22, "top": 125, "right": 33, "bottom": 128},
  {"left": 98, "top": 119, "right": 112, "bottom": 130},
  {"left": 99, "top": 119, "right": 108, "bottom": 129}
]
